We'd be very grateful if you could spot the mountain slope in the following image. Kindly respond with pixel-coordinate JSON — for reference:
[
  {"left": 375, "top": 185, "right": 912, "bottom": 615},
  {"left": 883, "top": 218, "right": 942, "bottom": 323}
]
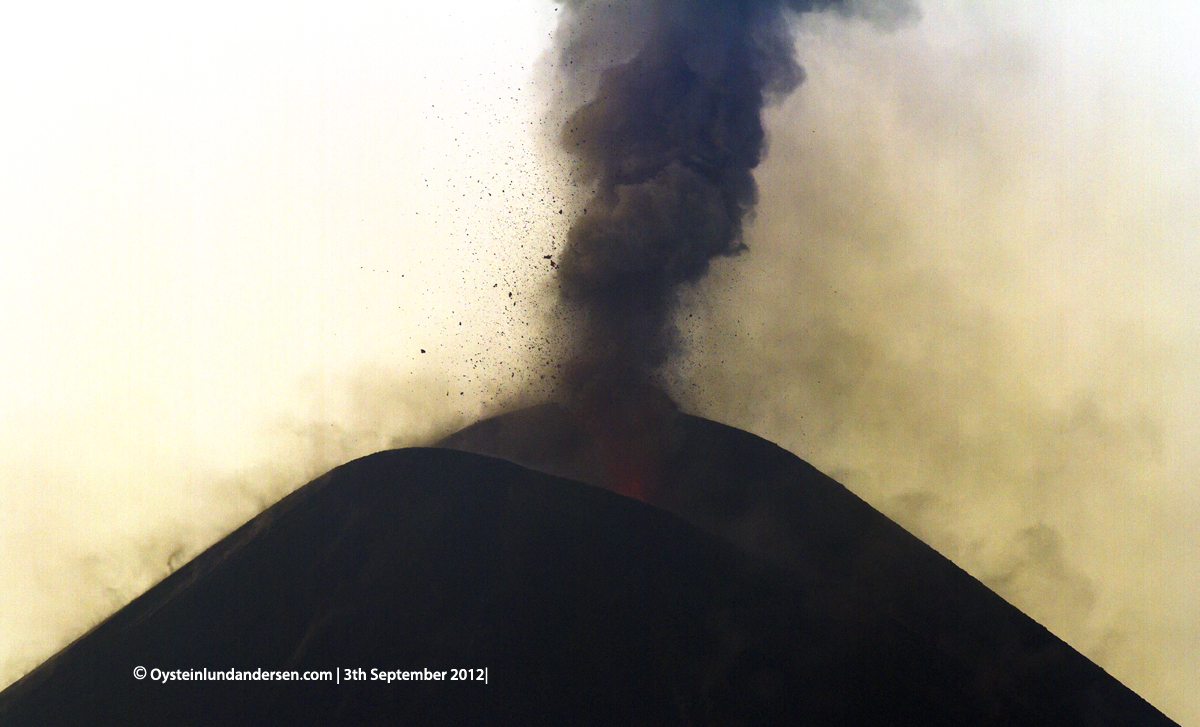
[{"left": 0, "top": 414, "right": 1176, "bottom": 725}]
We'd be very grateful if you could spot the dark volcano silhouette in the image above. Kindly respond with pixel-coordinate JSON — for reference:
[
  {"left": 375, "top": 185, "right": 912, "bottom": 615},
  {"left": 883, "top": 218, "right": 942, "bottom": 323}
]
[{"left": 0, "top": 410, "right": 1176, "bottom": 726}]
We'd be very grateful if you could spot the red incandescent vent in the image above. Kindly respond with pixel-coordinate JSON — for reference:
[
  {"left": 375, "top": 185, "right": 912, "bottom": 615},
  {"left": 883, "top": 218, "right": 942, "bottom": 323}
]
[{"left": 569, "top": 380, "right": 680, "bottom": 503}]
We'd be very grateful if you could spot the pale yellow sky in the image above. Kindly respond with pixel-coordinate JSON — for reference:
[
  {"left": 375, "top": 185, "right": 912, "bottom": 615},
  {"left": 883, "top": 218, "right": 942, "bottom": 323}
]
[
  {"left": 0, "top": 0, "right": 561, "bottom": 458},
  {"left": 1, "top": 1, "right": 1196, "bottom": 723},
  {"left": 1, "top": 0, "right": 566, "bottom": 690}
]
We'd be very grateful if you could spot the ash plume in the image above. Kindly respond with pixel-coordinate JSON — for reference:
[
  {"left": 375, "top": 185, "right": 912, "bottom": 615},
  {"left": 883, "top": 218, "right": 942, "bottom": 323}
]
[
  {"left": 552, "top": 0, "right": 914, "bottom": 397},
  {"left": 540, "top": 0, "right": 914, "bottom": 499}
]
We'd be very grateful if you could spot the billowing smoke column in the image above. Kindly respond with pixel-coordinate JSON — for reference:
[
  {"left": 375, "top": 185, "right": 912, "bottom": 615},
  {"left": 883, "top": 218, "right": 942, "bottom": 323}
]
[{"left": 551, "top": 0, "right": 910, "bottom": 497}]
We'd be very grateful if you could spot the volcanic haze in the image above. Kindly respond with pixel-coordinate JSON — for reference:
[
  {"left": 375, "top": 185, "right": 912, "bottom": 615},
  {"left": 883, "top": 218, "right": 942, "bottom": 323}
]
[{"left": 0, "top": 1, "right": 1197, "bottom": 724}]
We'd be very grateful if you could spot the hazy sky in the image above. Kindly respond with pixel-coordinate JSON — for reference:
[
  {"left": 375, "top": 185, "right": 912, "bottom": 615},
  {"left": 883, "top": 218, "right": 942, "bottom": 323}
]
[{"left": 1, "top": 1, "right": 1196, "bottom": 723}]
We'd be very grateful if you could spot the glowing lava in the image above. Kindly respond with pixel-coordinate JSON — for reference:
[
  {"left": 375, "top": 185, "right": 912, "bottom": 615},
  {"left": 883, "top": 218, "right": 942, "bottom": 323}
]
[{"left": 568, "top": 376, "right": 679, "bottom": 503}]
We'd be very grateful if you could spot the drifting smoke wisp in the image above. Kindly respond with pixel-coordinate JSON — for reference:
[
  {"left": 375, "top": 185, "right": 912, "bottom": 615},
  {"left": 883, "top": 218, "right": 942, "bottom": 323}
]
[{"left": 552, "top": 0, "right": 914, "bottom": 393}]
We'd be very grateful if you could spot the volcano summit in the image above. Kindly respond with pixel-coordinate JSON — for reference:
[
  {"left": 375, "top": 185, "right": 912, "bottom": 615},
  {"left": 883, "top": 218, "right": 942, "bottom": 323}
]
[{"left": 0, "top": 409, "right": 1176, "bottom": 725}]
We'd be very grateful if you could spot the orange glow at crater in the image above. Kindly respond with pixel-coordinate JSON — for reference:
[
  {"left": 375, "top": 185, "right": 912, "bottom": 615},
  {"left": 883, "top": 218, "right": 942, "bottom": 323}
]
[{"left": 569, "top": 378, "right": 677, "bottom": 505}]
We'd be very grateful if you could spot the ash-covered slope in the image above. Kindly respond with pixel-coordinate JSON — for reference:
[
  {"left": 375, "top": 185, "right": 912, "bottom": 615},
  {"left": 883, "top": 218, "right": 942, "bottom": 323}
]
[
  {"left": 4, "top": 448, "right": 815, "bottom": 726},
  {"left": 0, "top": 417, "right": 1176, "bottom": 725},
  {"left": 440, "top": 405, "right": 1177, "bottom": 726}
]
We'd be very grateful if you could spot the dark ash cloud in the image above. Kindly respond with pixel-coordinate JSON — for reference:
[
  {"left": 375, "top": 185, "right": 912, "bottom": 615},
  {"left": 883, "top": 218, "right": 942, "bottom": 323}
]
[{"left": 552, "top": 0, "right": 914, "bottom": 391}]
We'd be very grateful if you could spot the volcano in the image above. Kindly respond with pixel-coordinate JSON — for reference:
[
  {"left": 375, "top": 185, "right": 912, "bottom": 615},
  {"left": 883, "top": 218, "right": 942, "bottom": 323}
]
[{"left": 0, "top": 410, "right": 1176, "bottom": 726}]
